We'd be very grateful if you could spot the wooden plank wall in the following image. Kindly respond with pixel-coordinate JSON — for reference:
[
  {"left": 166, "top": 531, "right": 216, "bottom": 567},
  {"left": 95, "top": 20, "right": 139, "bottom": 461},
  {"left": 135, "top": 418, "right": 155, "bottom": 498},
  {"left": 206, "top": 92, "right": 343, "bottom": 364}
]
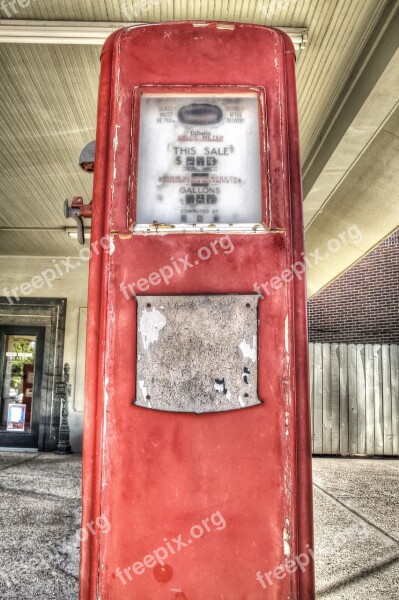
[{"left": 309, "top": 343, "right": 399, "bottom": 456}]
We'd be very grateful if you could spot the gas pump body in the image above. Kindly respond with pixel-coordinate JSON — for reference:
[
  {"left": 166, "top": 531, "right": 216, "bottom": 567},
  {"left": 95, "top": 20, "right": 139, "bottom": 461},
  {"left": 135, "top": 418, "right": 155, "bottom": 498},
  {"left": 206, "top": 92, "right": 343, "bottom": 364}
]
[{"left": 81, "top": 22, "right": 314, "bottom": 600}]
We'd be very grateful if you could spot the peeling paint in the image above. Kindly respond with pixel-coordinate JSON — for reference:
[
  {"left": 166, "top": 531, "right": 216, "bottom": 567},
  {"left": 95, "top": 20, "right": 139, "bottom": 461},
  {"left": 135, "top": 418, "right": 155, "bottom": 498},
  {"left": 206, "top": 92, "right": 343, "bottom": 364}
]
[
  {"left": 283, "top": 527, "right": 291, "bottom": 557},
  {"left": 112, "top": 125, "right": 120, "bottom": 180},
  {"left": 103, "top": 377, "right": 109, "bottom": 439},
  {"left": 214, "top": 379, "right": 233, "bottom": 403},
  {"left": 214, "top": 378, "right": 227, "bottom": 394},
  {"left": 284, "top": 315, "right": 289, "bottom": 354},
  {"left": 113, "top": 125, "right": 119, "bottom": 152},
  {"left": 139, "top": 307, "right": 167, "bottom": 350},
  {"left": 138, "top": 380, "right": 150, "bottom": 407},
  {"left": 239, "top": 336, "right": 257, "bottom": 362},
  {"left": 102, "top": 376, "right": 109, "bottom": 491},
  {"left": 242, "top": 366, "right": 251, "bottom": 385}
]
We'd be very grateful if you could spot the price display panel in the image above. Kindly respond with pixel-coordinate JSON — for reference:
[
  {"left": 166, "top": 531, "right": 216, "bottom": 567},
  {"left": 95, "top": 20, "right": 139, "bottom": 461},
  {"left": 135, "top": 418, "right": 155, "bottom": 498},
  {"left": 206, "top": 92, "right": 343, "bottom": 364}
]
[{"left": 135, "top": 90, "right": 264, "bottom": 226}]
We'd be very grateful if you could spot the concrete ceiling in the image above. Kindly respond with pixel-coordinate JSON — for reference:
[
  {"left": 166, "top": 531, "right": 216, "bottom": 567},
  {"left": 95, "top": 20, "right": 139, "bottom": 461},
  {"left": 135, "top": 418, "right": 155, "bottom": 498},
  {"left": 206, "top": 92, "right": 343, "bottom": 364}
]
[{"left": 0, "top": 0, "right": 398, "bottom": 297}]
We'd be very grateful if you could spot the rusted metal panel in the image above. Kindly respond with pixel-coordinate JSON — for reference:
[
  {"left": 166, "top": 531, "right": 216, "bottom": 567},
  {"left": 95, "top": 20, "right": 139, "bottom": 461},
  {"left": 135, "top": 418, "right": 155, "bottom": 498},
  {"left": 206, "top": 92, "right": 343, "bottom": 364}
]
[{"left": 135, "top": 295, "right": 260, "bottom": 413}]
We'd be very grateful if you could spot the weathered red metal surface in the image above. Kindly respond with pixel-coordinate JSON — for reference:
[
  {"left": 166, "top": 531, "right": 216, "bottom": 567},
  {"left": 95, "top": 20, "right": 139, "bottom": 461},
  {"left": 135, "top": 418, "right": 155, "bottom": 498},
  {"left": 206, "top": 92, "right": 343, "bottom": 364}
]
[{"left": 80, "top": 22, "right": 314, "bottom": 600}]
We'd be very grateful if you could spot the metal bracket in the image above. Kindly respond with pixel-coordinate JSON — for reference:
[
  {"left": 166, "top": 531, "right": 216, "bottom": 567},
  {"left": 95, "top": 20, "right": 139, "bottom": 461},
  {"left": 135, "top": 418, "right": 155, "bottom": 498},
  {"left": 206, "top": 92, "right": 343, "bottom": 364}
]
[{"left": 63, "top": 196, "right": 92, "bottom": 244}]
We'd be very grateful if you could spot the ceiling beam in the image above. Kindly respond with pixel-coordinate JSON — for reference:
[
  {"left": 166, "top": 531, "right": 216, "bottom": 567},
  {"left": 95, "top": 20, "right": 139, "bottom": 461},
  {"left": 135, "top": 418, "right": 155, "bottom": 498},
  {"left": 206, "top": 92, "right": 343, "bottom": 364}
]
[
  {"left": 302, "top": 0, "right": 399, "bottom": 221},
  {"left": 303, "top": 0, "right": 399, "bottom": 298},
  {"left": 0, "top": 20, "right": 307, "bottom": 52}
]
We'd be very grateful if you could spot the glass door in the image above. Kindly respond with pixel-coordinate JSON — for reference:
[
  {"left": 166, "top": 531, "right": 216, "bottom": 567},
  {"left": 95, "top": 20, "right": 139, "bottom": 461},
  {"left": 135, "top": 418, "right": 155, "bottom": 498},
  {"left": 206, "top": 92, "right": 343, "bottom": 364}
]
[{"left": 0, "top": 326, "right": 45, "bottom": 449}]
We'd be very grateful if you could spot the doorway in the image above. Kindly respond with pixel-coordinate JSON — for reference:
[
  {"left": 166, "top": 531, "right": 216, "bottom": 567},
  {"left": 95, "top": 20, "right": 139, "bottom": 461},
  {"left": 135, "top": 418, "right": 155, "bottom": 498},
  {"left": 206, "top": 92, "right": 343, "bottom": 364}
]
[
  {"left": 0, "top": 297, "right": 67, "bottom": 451},
  {"left": 0, "top": 326, "right": 45, "bottom": 448}
]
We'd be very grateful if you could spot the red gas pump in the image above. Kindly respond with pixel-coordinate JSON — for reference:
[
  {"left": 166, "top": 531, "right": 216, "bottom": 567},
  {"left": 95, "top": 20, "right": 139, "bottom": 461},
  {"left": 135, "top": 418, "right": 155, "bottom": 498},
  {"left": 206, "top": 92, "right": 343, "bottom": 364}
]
[{"left": 80, "top": 21, "right": 314, "bottom": 599}]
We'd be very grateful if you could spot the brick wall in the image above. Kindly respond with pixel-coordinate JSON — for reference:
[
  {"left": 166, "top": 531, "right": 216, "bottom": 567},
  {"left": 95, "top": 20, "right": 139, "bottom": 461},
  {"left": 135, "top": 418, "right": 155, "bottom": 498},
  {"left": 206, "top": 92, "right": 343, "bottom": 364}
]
[{"left": 307, "top": 229, "right": 399, "bottom": 344}]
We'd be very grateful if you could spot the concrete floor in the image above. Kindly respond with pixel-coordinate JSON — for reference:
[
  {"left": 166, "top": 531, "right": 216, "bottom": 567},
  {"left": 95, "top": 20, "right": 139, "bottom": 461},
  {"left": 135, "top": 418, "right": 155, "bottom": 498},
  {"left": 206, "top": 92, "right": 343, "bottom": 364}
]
[{"left": 0, "top": 454, "right": 397, "bottom": 599}]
